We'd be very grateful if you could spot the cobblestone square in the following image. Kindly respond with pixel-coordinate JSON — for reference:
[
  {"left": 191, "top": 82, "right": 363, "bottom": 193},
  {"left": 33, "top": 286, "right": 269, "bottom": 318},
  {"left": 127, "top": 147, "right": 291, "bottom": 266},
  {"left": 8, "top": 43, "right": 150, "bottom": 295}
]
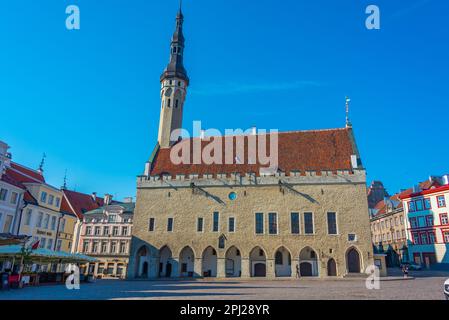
[{"left": 0, "top": 270, "right": 448, "bottom": 300}]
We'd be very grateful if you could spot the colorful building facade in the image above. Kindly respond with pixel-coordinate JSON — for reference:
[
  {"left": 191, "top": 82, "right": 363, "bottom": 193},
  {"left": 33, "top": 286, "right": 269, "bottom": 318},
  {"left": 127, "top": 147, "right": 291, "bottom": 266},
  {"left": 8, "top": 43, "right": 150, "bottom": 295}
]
[
  {"left": 400, "top": 176, "right": 449, "bottom": 268},
  {"left": 79, "top": 199, "right": 134, "bottom": 278}
]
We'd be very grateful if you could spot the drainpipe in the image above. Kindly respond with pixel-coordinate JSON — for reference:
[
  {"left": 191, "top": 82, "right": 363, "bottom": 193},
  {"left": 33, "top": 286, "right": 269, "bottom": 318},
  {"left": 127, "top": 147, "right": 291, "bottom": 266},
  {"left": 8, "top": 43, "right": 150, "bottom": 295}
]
[
  {"left": 12, "top": 193, "right": 24, "bottom": 235},
  {"left": 54, "top": 214, "right": 62, "bottom": 251}
]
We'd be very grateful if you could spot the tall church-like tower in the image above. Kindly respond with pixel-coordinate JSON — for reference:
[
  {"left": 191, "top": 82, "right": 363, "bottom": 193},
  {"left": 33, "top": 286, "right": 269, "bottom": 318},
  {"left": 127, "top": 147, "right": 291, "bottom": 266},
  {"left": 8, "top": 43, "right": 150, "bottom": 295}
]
[{"left": 157, "top": 7, "right": 189, "bottom": 149}]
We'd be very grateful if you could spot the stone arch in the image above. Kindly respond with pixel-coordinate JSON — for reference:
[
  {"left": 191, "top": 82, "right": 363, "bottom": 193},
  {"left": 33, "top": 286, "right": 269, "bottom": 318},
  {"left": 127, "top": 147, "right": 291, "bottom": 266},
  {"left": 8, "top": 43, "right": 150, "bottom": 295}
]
[
  {"left": 159, "top": 245, "right": 173, "bottom": 278},
  {"left": 299, "top": 246, "right": 319, "bottom": 277},
  {"left": 225, "top": 246, "right": 241, "bottom": 277},
  {"left": 249, "top": 246, "right": 267, "bottom": 277},
  {"left": 274, "top": 246, "right": 292, "bottom": 277},
  {"left": 327, "top": 258, "right": 337, "bottom": 277},
  {"left": 202, "top": 246, "right": 217, "bottom": 277},
  {"left": 135, "top": 245, "right": 150, "bottom": 278},
  {"left": 179, "top": 246, "right": 195, "bottom": 277},
  {"left": 346, "top": 246, "right": 361, "bottom": 274}
]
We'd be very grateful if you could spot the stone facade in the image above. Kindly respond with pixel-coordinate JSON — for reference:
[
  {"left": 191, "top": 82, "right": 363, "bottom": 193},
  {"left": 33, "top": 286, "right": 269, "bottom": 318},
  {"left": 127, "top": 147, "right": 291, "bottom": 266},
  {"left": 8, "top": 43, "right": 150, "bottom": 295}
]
[{"left": 128, "top": 171, "right": 373, "bottom": 279}]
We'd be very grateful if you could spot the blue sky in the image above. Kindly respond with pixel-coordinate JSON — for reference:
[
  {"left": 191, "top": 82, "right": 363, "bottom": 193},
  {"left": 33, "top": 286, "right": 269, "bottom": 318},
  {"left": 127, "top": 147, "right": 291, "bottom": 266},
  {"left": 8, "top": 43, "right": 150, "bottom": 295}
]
[{"left": 1, "top": 0, "right": 448, "bottom": 200}]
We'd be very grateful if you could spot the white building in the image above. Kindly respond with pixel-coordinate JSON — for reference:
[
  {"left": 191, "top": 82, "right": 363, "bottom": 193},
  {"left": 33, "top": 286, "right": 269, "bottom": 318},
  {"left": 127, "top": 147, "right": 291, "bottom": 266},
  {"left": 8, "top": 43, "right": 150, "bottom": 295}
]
[{"left": 0, "top": 141, "right": 25, "bottom": 235}]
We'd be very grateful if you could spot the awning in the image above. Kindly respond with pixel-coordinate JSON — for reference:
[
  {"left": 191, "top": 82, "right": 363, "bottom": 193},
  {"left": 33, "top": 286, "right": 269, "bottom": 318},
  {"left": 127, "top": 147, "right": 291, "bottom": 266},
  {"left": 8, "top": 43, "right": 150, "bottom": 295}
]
[{"left": 0, "top": 245, "right": 98, "bottom": 263}]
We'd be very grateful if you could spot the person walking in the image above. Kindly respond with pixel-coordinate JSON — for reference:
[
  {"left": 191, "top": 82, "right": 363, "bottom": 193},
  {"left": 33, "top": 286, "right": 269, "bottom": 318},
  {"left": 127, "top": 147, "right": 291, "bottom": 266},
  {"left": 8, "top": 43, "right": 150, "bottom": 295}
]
[{"left": 296, "top": 264, "right": 300, "bottom": 279}]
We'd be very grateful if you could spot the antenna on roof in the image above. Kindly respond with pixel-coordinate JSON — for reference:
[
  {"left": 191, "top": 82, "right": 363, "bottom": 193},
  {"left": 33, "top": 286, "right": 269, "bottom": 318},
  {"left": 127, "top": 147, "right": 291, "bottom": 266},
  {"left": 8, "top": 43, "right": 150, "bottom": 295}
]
[
  {"left": 345, "top": 96, "right": 352, "bottom": 128},
  {"left": 38, "top": 153, "right": 46, "bottom": 173}
]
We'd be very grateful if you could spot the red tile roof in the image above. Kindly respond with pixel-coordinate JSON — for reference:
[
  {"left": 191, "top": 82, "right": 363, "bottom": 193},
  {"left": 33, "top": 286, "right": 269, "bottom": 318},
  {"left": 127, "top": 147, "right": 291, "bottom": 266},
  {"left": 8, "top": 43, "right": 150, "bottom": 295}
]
[
  {"left": 0, "top": 171, "right": 25, "bottom": 190},
  {"left": 61, "top": 190, "right": 105, "bottom": 220},
  {"left": 7, "top": 163, "right": 45, "bottom": 184},
  {"left": 150, "top": 128, "right": 358, "bottom": 177},
  {"left": 23, "top": 191, "right": 38, "bottom": 205}
]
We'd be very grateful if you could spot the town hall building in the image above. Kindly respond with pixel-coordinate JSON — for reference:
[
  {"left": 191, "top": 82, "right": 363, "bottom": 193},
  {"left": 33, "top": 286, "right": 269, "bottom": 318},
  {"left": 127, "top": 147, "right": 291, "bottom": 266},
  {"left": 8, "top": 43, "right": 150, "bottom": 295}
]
[{"left": 128, "top": 7, "right": 373, "bottom": 279}]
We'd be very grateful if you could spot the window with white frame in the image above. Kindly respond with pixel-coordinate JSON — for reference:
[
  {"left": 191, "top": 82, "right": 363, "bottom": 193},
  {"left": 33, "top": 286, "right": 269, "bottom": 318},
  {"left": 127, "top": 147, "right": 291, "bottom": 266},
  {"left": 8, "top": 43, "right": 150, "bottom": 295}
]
[
  {"left": 25, "top": 209, "right": 32, "bottom": 226},
  {"left": 83, "top": 240, "right": 89, "bottom": 253},
  {"left": 40, "top": 192, "right": 47, "bottom": 203},
  {"left": 424, "top": 198, "right": 432, "bottom": 210},
  {"left": 437, "top": 195, "right": 446, "bottom": 208},
  {"left": 36, "top": 212, "right": 43, "bottom": 228},
  {"left": 304, "top": 212, "right": 314, "bottom": 234},
  {"left": 56, "top": 239, "right": 62, "bottom": 251},
  {"left": 441, "top": 213, "right": 449, "bottom": 225},
  {"left": 0, "top": 188, "right": 8, "bottom": 201},
  {"left": 43, "top": 214, "right": 50, "bottom": 229},
  {"left": 255, "top": 213, "right": 264, "bottom": 234},
  {"left": 47, "top": 238, "right": 53, "bottom": 250},
  {"left": 10, "top": 192, "right": 18, "bottom": 205},
  {"left": 60, "top": 218, "right": 66, "bottom": 232},
  {"left": 327, "top": 212, "right": 338, "bottom": 235},
  {"left": 268, "top": 213, "right": 277, "bottom": 235},
  {"left": 50, "top": 216, "right": 56, "bottom": 230},
  {"left": 48, "top": 194, "right": 54, "bottom": 206},
  {"left": 428, "top": 232, "right": 436, "bottom": 244},
  {"left": 444, "top": 231, "right": 449, "bottom": 243}
]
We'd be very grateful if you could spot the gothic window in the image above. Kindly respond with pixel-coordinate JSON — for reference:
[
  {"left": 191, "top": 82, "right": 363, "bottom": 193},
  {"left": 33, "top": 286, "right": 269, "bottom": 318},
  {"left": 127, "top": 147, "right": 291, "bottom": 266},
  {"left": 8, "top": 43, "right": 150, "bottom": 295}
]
[
  {"left": 275, "top": 251, "right": 283, "bottom": 265},
  {"left": 167, "top": 99, "right": 171, "bottom": 108},
  {"left": 218, "top": 235, "right": 225, "bottom": 249},
  {"left": 175, "top": 99, "right": 179, "bottom": 108}
]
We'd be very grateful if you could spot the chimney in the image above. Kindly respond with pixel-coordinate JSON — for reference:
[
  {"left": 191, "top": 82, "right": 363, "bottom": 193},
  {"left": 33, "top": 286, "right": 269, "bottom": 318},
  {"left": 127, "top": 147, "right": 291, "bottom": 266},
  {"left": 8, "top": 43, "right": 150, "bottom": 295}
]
[
  {"left": 350, "top": 155, "right": 358, "bottom": 169},
  {"left": 123, "top": 197, "right": 133, "bottom": 204},
  {"left": 104, "top": 194, "right": 113, "bottom": 205},
  {"left": 251, "top": 126, "right": 257, "bottom": 135},
  {"left": 91, "top": 192, "right": 97, "bottom": 201},
  {"left": 144, "top": 162, "right": 151, "bottom": 177},
  {"left": 442, "top": 174, "right": 449, "bottom": 186}
]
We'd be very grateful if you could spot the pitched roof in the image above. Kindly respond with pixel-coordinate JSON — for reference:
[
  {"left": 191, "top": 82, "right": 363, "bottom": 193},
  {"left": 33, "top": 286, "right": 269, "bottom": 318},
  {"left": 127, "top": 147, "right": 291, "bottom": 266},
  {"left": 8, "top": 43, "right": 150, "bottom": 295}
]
[
  {"left": 371, "top": 179, "right": 442, "bottom": 217},
  {"left": 84, "top": 202, "right": 135, "bottom": 216},
  {"left": 149, "top": 127, "right": 360, "bottom": 177},
  {"left": 61, "top": 190, "right": 105, "bottom": 220},
  {"left": 6, "top": 163, "right": 45, "bottom": 185},
  {"left": 0, "top": 171, "right": 25, "bottom": 190}
]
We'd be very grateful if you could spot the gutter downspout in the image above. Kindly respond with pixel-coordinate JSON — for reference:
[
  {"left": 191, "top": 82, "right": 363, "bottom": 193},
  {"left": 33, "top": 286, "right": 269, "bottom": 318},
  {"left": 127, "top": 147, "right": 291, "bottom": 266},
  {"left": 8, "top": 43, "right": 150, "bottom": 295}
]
[
  {"left": 12, "top": 193, "right": 24, "bottom": 235},
  {"left": 53, "top": 214, "right": 62, "bottom": 251}
]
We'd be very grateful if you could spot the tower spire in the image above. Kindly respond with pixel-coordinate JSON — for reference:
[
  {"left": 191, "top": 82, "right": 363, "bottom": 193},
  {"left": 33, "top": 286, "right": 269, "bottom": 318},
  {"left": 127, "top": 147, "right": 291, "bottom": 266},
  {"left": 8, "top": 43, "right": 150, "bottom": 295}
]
[
  {"left": 62, "top": 169, "right": 68, "bottom": 190},
  {"left": 38, "top": 153, "right": 46, "bottom": 173},
  {"left": 160, "top": 4, "right": 189, "bottom": 84},
  {"left": 157, "top": 6, "right": 189, "bottom": 148},
  {"left": 345, "top": 96, "right": 352, "bottom": 128}
]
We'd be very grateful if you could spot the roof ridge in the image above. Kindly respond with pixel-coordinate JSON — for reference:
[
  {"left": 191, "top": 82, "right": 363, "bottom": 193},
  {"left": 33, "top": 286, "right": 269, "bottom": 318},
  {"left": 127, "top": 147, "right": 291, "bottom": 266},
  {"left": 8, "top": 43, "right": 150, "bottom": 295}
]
[
  {"left": 161, "top": 127, "right": 349, "bottom": 146},
  {"left": 11, "top": 161, "right": 43, "bottom": 176}
]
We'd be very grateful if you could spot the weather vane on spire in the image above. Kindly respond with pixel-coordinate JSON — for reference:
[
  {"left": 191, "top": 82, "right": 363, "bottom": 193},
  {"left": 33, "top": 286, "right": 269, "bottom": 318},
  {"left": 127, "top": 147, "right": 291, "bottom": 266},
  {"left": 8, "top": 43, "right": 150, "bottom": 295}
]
[
  {"left": 345, "top": 96, "right": 352, "bottom": 128},
  {"left": 62, "top": 169, "right": 68, "bottom": 190},
  {"left": 38, "top": 153, "right": 46, "bottom": 173}
]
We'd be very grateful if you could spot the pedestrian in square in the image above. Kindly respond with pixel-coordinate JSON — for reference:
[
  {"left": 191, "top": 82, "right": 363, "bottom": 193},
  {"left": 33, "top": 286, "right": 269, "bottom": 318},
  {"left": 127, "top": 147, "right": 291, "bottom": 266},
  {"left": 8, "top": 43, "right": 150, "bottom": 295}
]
[{"left": 296, "top": 264, "right": 300, "bottom": 279}]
